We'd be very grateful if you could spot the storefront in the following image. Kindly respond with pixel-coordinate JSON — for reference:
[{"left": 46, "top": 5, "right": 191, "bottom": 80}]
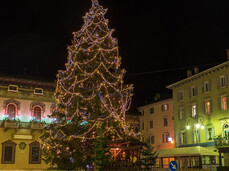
[{"left": 157, "top": 146, "right": 219, "bottom": 169}]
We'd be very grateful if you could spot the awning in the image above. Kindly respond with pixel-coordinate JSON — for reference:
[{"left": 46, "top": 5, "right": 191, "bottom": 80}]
[{"left": 157, "top": 146, "right": 219, "bottom": 157}]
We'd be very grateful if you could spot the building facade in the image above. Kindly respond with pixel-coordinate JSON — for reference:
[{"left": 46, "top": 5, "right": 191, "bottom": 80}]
[
  {"left": 0, "top": 76, "right": 55, "bottom": 170},
  {"left": 166, "top": 62, "right": 229, "bottom": 168},
  {"left": 138, "top": 98, "right": 174, "bottom": 151}
]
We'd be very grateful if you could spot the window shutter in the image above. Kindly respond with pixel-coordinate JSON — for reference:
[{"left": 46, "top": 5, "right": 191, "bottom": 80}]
[
  {"left": 189, "top": 88, "right": 191, "bottom": 97},
  {"left": 205, "top": 128, "right": 208, "bottom": 141},
  {"left": 203, "top": 102, "right": 206, "bottom": 114},
  {"left": 177, "top": 92, "right": 180, "bottom": 101},
  {"left": 219, "top": 98, "right": 222, "bottom": 111},
  {"left": 195, "top": 86, "right": 198, "bottom": 96},
  {"left": 183, "top": 108, "right": 186, "bottom": 120},
  {"left": 225, "top": 75, "right": 228, "bottom": 86},
  {"left": 212, "top": 127, "right": 215, "bottom": 139},
  {"left": 202, "top": 83, "right": 204, "bottom": 93},
  {"left": 161, "top": 105, "right": 163, "bottom": 111},
  {"left": 167, "top": 104, "right": 169, "bottom": 110},
  {"left": 192, "top": 130, "right": 194, "bottom": 143},
  {"left": 210, "top": 100, "right": 213, "bottom": 113},
  {"left": 178, "top": 133, "right": 181, "bottom": 145},
  {"left": 162, "top": 134, "right": 164, "bottom": 143},
  {"left": 209, "top": 81, "right": 212, "bottom": 91},
  {"left": 217, "top": 78, "right": 220, "bottom": 88},
  {"left": 184, "top": 132, "right": 187, "bottom": 144},
  {"left": 227, "top": 96, "right": 229, "bottom": 110},
  {"left": 198, "top": 130, "right": 201, "bottom": 142}
]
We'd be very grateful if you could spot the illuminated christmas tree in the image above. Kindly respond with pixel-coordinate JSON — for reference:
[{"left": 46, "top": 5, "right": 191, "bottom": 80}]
[{"left": 40, "top": 0, "right": 133, "bottom": 169}]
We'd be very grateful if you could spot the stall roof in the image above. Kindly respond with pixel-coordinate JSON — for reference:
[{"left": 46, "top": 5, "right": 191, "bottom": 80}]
[{"left": 158, "top": 146, "right": 218, "bottom": 157}]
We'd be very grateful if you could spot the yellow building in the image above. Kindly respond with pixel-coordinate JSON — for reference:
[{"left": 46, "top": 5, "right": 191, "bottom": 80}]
[
  {"left": 166, "top": 61, "right": 229, "bottom": 169},
  {"left": 0, "top": 76, "right": 55, "bottom": 170}
]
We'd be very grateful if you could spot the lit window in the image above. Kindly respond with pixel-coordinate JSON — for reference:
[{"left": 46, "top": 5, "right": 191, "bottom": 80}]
[
  {"left": 34, "top": 88, "right": 43, "bottom": 95},
  {"left": 150, "top": 120, "right": 153, "bottom": 128},
  {"left": 33, "top": 106, "right": 42, "bottom": 122},
  {"left": 1, "top": 140, "right": 16, "bottom": 164},
  {"left": 8, "top": 85, "right": 18, "bottom": 92},
  {"left": 192, "top": 104, "right": 197, "bottom": 117},
  {"left": 7, "top": 104, "right": 16, "bottom": 120},
  {"left": 221, "top": 96, "right": 228, "bottom": 111},
  {"left": 149, "top": 107, "right": 154, "bottom": 114},
  {"left": 29, "top": 141, "right": 41, "bottom": 164},
  {"left": 179, "top": 107, "right": 185, "bottom": 120},
  {"left": 162, "top": 104, "right": 169, "bottom": 111},
  {"left": 205, "top": 101, "right": 212, "bottom": 114},
  {"left": 164, "top": 118, "right": 168, "bottom": 126}
]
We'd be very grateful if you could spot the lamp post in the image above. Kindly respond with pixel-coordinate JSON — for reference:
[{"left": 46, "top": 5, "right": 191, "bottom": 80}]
[{"left": 186, "top": 115, "right": 204, "bottom": 142}]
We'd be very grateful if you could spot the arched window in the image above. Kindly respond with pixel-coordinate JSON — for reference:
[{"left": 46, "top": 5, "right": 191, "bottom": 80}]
[
  {"left": 223, "top": 124, "right": 229, "bottom": 139},
  {"left": 33, "top": 106, "right": 41, "bottom": 122},
  {"left": 7, "top": 104, "right": 16, "bottom": 120}
]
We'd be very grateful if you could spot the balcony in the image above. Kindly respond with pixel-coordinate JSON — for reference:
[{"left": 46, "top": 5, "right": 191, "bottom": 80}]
[
  {"left": 3, "top": 119, "right": 19, "bottom": 131},
  {"left": 30, "top": 121, "right": 45, "bottom": 130}
]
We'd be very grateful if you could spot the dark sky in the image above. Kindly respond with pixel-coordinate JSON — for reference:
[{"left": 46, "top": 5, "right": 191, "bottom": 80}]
[{"left": 0, "top": 0, "right": 229, "bottom": 107}]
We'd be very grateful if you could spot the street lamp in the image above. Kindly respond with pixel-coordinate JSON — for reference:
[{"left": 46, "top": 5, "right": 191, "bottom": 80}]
[{"left": 186, "top": 115, "right": 204, "bottom": 142}]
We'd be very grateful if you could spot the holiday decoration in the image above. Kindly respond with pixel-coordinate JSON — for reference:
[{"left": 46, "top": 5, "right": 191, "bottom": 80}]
[{"left": 40, "top": 0, "right": 133, "bottom": 169}]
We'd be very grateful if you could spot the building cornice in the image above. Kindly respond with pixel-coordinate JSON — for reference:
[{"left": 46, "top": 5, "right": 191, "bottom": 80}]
[
  {"left": 138, "top": 98, "right": 173, "bottom": 109},
  {"left": 166, "top": 61, "right": 229, "bottom": 90}
]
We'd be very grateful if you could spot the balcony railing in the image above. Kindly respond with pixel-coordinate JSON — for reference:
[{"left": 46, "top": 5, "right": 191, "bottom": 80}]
[
  {"left": 30, "top": 122, "right": 45, "bottom": 130},
  {"left": 3, "top": 120, "right": 19, "bottom": 131}
]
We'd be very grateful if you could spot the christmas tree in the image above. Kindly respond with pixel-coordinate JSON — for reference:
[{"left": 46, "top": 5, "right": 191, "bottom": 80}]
[
  {"left": 40, "top": 0, "right": 133, "bottom": 169},
  {"left": 140, "top": 138, "right": 158, "bottom": 170}
]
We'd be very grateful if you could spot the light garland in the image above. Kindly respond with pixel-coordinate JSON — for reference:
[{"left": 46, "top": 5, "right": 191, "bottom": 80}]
[{"left": 40, "top": 0, "right": 136, "bottom": 158}]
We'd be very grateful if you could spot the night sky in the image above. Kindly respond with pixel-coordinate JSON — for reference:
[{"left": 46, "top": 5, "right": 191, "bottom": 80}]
[{"left": 0, "top": 0, "right": 229, "bottom": 107}]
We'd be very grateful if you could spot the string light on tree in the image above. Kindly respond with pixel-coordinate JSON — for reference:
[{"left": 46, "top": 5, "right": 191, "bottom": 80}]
[{"left": 40, "top": 0, "right": 134, "bottom": 169}]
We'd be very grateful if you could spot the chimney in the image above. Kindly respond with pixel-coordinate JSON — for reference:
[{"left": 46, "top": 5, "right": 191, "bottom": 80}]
[
  {"left": 154, "top": 93, "right": 161, "bottom": 101},
  {"left": 194, "top": 67, "right": 199, "bottom": 74},
  {"left": 227, "top": 49, "right": 229, "bottom": 61},
  {"left": 187, "top": 70, "right": 192, "bottom": 77}
]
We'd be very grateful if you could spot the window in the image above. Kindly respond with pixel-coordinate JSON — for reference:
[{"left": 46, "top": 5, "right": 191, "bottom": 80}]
[
  {"left": 179, "top": 106, "right": 185, "bottom": 120},
  {"left": 162, "top": 132, "right": 169, "bottom": 143},
  {"left": 164, "top": 118, "right": 168, "bottom": 126},
  {"left": 149, "top": 107, "right": 154, "bottom": 114},
  {"left": 220, "top": 96, "right": 228, "bottom": 111},
  {"left": 190, "top": 86, "right": 198, "bottom": 97},
  {"left": 8, "top": 85, "right": 18, "bottom": 92},
  {"left": 141, "top": 110, "right": 144, "bottom": 116},
  {"left": 150, "top": 120, "right": 153, "bottom": 128},
  {"left": 223, "top": 124, "right": 229, "bottom": 139},
  {"left": 193, "top": 130, "right": 200, "bottom": 143},
  {"left": 142, "top": 122, "right": 144, "bottom": 130},
  {"left": 202, "top": 81, "right": 211, "bottom": 92},
  {"left": 151, "top": 136, "right": 155, "bottom": 144},
  {"left": 1, "top": 140, "right": 16, "bottom": 164},
  {"left": 29, "top": 141, "right": 41, "bottom": 164},
  {"left": 180, "top": 131, "right": 187, "bottom": 144},
  {"left": 177, "top": 90, "right": 184, "bottom": 101},
  {"left": 218, "top": 75, "right": 228, "bottom": 88},
  {"left": 6, "top": 104, "right": 16, "bottom": 120},
  {"left": 161, "top": 104, "right": 169, "bottom": 111},
  {"left": 204, "top": 100, "right": 212, "bottom": 114},
  {"left": 32, "top": 106, "right": 42, "bottom": 122},
  {"left": 206, "top": 127, "right": 214, "bottom": 140},
  {"left": 34, "top": 88, "right": 43, "bottom": 95},
  {"left": 191, "top": 104, "right": 197, "bottom": 117}
]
